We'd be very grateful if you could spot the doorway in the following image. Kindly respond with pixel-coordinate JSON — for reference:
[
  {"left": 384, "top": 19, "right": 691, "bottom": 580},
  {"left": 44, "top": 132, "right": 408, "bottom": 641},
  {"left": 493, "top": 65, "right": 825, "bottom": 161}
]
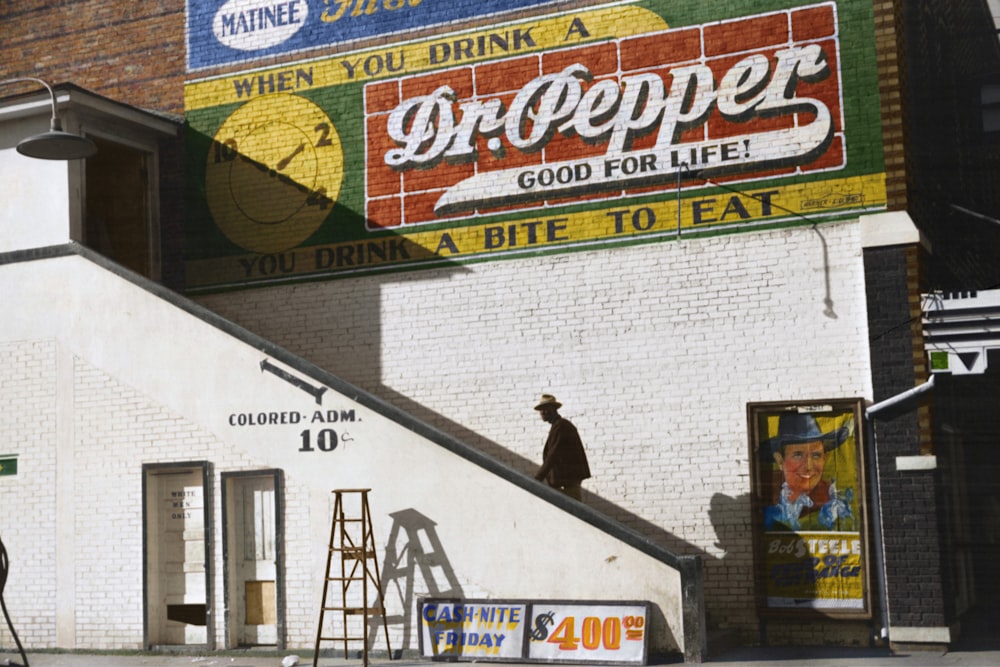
[
  {"left": 84, "top": 136, "right": 158, "bottom": 279},
  {"left": 223, "top": 471, "right": 284, "bottom": 647},
  {"left": 143, "top": 463, "right": 212, "bottom": 647}
]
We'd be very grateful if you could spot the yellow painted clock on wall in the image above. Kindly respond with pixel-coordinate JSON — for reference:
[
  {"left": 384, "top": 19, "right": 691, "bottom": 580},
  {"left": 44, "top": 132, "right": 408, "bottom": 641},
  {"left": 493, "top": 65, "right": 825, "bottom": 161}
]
[{"left": 205, "top": 94, "right": 344, "bottom": 255}]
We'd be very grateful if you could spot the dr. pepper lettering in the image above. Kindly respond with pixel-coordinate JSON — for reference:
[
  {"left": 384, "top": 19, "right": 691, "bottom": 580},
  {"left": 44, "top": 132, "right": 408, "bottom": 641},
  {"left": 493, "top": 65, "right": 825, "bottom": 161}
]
[{"left": 383, "top": 45, "right": 831, "bottom": 169}]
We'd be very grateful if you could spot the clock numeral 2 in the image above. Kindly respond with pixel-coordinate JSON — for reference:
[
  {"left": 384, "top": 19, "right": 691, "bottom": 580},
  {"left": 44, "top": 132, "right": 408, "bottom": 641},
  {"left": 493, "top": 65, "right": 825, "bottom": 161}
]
[{"left": 314, "top": 122, "right": 334, "bottom": 147}]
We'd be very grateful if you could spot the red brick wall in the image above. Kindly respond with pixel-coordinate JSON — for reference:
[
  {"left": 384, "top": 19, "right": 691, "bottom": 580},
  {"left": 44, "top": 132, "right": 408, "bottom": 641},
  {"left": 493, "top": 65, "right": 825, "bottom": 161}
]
[
  {"left": 2, "top": 0, "right": 186, "bottom": 115},
  {"left": 872, "top": 0, "right": 909, "bottom": 212}
]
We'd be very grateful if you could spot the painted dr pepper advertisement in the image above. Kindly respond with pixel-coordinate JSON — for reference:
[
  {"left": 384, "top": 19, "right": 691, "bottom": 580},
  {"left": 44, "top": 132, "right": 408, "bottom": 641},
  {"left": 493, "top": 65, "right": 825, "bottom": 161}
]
[
  {"left": 748, "top": 400, "right": 870, "bottom": 616},
  {"left": 183, "top": 0, "right": 886, "bottom": 292}
]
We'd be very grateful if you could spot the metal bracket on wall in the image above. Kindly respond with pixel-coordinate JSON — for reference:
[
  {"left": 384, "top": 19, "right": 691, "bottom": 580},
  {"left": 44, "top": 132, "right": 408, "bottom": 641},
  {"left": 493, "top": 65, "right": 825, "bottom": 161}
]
[{"left": 260, "top": 359, "right": 327, "bottom": 404}]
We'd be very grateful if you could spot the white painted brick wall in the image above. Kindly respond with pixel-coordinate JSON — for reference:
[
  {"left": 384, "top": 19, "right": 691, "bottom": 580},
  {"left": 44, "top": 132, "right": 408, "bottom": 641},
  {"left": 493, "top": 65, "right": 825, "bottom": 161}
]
[
  {"left": 61, "top": 358, "right": 458, "bottom": 651},
  {"left": 197, "top": 220, "right": 873, "bottom": 631},
  {"left": 0, "top": 340, "right": 59, "bottom": 650},
  {"left": 66, "top": 359, "right": 322, "bottom": 649}
]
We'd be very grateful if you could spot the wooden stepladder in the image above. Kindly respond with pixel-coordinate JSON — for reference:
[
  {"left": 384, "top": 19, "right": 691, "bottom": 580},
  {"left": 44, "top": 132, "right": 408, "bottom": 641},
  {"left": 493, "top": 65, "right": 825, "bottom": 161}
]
[{"left": 313, "top": 489, "right": 392, "bottom": 667}]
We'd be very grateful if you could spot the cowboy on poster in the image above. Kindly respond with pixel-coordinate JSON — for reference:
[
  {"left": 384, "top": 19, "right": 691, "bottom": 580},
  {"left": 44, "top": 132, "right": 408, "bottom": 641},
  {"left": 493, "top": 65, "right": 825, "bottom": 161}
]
[{"left": 749, "top": 400, "right": 870, "bottom": 615}]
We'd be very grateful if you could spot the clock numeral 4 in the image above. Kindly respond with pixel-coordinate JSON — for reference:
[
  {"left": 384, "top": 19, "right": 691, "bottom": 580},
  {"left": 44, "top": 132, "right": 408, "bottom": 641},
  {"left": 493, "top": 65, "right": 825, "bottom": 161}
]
[{"left": 307, "top": 187, "right": 334, "bottom": 210}]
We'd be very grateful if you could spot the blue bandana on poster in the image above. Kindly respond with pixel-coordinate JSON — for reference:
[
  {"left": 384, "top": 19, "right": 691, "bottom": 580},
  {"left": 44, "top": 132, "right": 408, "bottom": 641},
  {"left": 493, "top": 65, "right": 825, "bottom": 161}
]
[{"left": 186, "top": 0, "right": 565, "bottom": 70}]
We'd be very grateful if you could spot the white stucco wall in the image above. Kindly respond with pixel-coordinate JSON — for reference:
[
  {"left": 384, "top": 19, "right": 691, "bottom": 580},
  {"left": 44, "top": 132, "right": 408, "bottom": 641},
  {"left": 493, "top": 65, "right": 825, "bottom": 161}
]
[
  {"left": 0, "top": 130, "right": 73, "bottom": 253},
  {"left": 196, "top": 219, "right": 875, "bottom": 636},
  {"left": 0, "top": 251, "right": 692, "bottom": 656}
]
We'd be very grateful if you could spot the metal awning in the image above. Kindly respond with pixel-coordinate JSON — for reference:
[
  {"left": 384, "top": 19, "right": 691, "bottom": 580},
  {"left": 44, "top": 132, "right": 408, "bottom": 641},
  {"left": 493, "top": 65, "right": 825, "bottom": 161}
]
[{"left": 922, "top": 289, "right": 1000, "bottom": 374}]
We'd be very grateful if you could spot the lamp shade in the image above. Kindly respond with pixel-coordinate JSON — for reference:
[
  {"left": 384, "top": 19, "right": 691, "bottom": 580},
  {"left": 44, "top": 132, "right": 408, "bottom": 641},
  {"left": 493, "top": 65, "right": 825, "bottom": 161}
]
[{"left": 17, "top": 128, "right": 97, "bottom": 160}]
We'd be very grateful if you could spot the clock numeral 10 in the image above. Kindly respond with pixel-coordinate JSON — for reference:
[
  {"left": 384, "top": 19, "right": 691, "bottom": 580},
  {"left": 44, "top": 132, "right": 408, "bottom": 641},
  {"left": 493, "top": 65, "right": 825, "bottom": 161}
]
[{"left": 214, "top": 138, "right": 238, "bottom": 163}]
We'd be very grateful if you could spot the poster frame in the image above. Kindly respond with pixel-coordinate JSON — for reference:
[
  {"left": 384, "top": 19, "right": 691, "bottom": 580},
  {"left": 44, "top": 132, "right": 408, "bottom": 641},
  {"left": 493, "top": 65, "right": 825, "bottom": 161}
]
[{"left": 746, "top": 398, "right": 872, "bottom": 619}]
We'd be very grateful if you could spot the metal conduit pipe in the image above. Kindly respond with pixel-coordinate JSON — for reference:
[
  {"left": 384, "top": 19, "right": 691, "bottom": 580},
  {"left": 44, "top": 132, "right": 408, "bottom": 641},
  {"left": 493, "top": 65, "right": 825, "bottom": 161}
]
[{"left": 864, "top": 375, "right": 936, "bottom": 644}]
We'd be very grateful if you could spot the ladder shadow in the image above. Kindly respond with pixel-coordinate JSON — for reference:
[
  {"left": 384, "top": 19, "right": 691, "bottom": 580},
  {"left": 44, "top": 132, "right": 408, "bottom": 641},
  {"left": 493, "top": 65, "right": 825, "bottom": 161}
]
[{"left": 370, "top": 507, "right": 465, "bottom": 653}]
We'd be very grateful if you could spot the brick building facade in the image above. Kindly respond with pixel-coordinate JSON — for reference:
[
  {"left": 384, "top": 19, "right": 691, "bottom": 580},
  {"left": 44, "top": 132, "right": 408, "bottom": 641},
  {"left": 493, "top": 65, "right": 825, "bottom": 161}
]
[{"left": 2, "top": 0, "right": 1000, "bottom": 659}]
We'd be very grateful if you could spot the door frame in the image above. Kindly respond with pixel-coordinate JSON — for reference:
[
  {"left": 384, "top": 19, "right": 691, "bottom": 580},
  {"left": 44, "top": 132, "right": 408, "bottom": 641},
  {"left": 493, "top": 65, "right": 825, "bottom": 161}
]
[
  {"left": 221, "top": 469, "right": 286, "bottom": 648},
  {"left": 142, "top": 461, "right": 215, "bottom": 650}
]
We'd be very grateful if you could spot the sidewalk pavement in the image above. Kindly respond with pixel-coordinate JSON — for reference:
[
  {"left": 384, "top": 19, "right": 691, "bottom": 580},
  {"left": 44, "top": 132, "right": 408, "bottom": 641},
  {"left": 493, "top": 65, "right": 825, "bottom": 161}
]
[{"left": 4, "top": 645, "right": 1000, "bottom": 667}]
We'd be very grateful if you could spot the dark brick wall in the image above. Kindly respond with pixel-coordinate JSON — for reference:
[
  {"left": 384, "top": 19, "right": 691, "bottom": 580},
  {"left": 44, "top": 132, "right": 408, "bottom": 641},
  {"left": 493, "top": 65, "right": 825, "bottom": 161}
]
[
  {"left": 1, "top": 1, "right": 187, "bottom": 114},
  {"left": 866, "top": 246, "right": 922, "bottom": 404},
  {"left": 901, "top": 0, "right": 1000, "bottom": 290},
  {"left": 866, "top": 0, "right": 1000, "bottom": 634},
  {"left": 864, "top": 242, "right": 950, "bottom": 630},
  {"left": 158, "top": 132, "right": 187, "bottom": 290}
]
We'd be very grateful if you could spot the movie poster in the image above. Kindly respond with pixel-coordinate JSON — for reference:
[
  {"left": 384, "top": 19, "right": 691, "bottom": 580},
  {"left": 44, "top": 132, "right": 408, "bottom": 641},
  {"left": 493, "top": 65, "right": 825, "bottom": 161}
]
[{"left": 748, "top": 399, "right": 870, "bottom": 616}]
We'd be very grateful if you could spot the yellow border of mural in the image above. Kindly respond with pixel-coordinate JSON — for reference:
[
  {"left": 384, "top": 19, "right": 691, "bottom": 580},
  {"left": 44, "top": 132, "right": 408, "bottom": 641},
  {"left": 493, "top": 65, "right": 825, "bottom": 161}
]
[
  {"left": 185, "top": 5, "right": 665, "bottom": 108},
  {"left": 186, "top": 173, "right": 884, "bottom": 286}
]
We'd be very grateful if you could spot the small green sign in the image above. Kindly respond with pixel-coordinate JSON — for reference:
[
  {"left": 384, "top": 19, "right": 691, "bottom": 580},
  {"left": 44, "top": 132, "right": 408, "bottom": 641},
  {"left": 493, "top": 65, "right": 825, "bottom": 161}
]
[
  {"left": 0, "top": 457, "right": 17, "bottom": 476},
  {"left": 930, "top": 351, "right": 950, "bottom": 371}
]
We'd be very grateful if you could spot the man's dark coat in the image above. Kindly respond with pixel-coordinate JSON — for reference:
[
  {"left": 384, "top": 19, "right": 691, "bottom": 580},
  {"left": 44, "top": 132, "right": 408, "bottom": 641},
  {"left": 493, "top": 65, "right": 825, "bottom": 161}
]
[{"left": 537, "top": 417, "right": 591, "bottom": 486}]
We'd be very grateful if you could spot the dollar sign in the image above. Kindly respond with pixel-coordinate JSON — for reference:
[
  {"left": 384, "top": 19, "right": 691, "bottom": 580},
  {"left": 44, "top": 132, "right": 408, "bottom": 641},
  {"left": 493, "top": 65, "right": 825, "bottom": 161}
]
[{"left": 531, "top": 611, "right": 554, "bottom": 640}]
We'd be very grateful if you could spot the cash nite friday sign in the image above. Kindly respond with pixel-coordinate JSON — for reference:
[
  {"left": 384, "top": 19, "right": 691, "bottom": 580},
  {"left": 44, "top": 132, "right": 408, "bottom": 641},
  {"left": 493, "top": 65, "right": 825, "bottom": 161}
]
[
  {"left": 418, "top": 598, "right": 650, "bottom": 664},
  {"left": 183, "top": 0, "right": 887, "bottom": 292}
]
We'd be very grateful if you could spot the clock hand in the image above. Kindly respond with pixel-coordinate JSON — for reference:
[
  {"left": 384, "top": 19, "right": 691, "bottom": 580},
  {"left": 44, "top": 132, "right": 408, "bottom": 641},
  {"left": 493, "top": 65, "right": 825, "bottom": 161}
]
[
  {"left": 237, "top": 153, "right": 311, "bottom": 193},
  {"left": 276, "top": 142, "right": 306, "bottom": 170}
]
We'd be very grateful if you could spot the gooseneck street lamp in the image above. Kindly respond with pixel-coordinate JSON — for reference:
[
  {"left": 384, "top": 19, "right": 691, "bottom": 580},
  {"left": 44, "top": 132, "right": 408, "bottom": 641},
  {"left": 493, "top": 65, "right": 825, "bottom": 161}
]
[{"left": 0, "top": 77, "right": 97, "bottom": 160}]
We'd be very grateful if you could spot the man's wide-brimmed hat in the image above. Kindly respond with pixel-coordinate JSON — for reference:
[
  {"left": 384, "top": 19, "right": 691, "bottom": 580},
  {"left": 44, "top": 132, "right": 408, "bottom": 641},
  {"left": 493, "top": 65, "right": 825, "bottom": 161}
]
[
  {"left": 534, "top": 394, "right": 562, "bottom": 410},
  {"left": 766, "top": 412, "right": 851, "bottom": 456}
]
